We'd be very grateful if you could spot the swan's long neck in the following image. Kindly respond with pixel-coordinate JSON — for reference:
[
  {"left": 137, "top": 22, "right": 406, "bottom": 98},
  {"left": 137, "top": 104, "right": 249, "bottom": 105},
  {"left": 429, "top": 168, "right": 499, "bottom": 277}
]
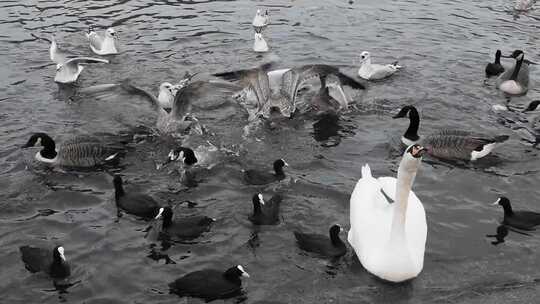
[{"left": 390, "top": 156, "right": 419, "bottom": 241}]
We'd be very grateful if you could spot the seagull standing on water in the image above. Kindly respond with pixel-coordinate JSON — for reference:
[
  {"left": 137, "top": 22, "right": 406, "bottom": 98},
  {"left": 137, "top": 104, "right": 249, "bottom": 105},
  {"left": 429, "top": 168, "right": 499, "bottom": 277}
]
[
  {"left": 252, "top": 9, "right": 269, "bottom": 31},
  {"left": 49, "top": 36, "right": 109, "bottom": 84},
  {"left": 86, "top": 27, "right": 119, "bottom": 55},
  {"left": 357, "top": 51, "right": 402, "bottom": 80}
]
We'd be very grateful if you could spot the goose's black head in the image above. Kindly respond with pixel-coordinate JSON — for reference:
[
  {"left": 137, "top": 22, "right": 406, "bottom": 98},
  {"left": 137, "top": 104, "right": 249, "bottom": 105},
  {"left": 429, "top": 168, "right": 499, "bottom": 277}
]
[
  {"left": 392, "top": 105, "right": 416, "bottom": 119},
  {"left": 524, "top": 100, "right": 540, "bottom": 112},
  {"left": 22, "top": 133, "right": 57, "bottom": 159},
  {"left": 224, "top": 265, "right": 250, "bottom": 282},
  {"left": 505, "top": 50, "right": 524, "bottom": 59},
  {"left": 168, "top": 147, "right": 197, "bottom": 166},
  {"left": 406, "top": 144, "right": 426, "bottom": 158}
]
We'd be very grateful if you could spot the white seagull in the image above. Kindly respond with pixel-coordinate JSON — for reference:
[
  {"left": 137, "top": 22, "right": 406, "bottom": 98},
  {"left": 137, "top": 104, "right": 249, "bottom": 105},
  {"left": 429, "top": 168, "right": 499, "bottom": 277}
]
[
  {"left": 357, "top": 51, "right": 402, "bottom": 80},
  {"left": 253, "top": 32, "right": 269, "bottom": 53},
  {"left": 49, "top": 36, "right": 108, "bottom": 84},
  {"left": 252, "top": 9, "right": 269, "bottom": 32},
  {"left": 86, "top": 27, "right": 119, "bottom": 55}
]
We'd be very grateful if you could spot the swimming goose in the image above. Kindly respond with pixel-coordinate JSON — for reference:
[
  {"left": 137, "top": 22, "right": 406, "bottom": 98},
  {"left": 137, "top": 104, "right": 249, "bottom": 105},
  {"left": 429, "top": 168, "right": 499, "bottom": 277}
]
[
  {"left": 492, "top": 196, "right": 540, "bottom": 230},
  {"left": 357, "top": 51, "right": 402, "bottom": 80},
  {"left": 249, "top": 193, "right": 282, "bottom": 225},
  {"left": 20, "top": 245, "right": 70, "bottom": 279},
  {"left": 253, "top": 32, "right": 269, "bottom": 53},
  {"left": 154, "top": 206, "right": 215, "bottom": 240},
  {"left": 294, "top": 224, "right": 347, "bottom": 257},
  {"left": 113, "top": 175, "right": 162, "bottom": 219},
  {"left": 497, "top": 50, "right": 529, "bottom": 95},
  {"left": 213, "top": 64, "right": 365, "bottom": 119},
  {"left": 252, "top": 9, "right": 269, "bottom": 32},
  {"left": 169, "top": 265, "right": 249, "bottom": 301},
  {"left": 22, "top": 133, "right": 123, "bottom": 167},
  {"left": 86, "top": 27, "right": 119, "bottom": 55},
  {"left": 349, "top": 144, "right": 427, "bottom": 282},
  {"left": 393, "top": 105, "right": 509, "bottom": 161},
  {"left": 49, "top": 36, "right": 109, "bottom": 84},
  {"left": 79, "top": 79, "right": 239, "bottom": 134},
  {"left": 485, "top": 50, "right": 505, "bottom": 77}
]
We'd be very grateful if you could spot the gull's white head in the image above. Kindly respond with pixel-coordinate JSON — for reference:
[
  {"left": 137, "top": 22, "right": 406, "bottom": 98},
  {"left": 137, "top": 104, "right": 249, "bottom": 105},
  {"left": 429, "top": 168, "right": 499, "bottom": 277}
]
[
  {"left": 106, "top": 28, "right": 116, "bottom": 38},
  {"left": 256, "top": 9, "right": 261, "bottom": 15},
  {"left": 254, "top": 32, "right": 265, "bottom": 41},
  {"left": 158, "top": 82, "right": 175, "bottom": 108},
  {"left": 359, "top": 51, "right": 371, "bottom": 64}
]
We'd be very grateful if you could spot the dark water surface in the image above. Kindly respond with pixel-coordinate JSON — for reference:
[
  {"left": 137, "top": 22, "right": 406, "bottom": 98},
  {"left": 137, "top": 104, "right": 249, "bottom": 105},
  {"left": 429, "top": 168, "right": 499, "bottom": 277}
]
[{"left": 1, "top": 0, "right": 540, "bottom": 303}]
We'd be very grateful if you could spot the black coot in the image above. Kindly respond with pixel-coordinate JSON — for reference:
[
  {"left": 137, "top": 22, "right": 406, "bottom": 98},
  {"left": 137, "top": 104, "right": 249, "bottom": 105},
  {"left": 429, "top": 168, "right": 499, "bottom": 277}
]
[
  {"left": 493, "top": 196, "right": 540, "bottom": 230},
  {"left": 20, "top": 245, "right": 70, "bottom": 279},
  {"left": 243, "top": 159, "right": 288, "bottom": 185},
  {"left": 113, "top": 175, "right": 161, "bottom": 219},
  {"left": 169, "top": 265, "right": 250, "bottom": 301},
  {"left": 248, "top": 193, "right": 281, "bottom": 225},
  {"left": 294, "top": 224, "right": 347, "bottom": 257},
  {"left": 155, "top": 206, "right": 215, "bottom": 239}
]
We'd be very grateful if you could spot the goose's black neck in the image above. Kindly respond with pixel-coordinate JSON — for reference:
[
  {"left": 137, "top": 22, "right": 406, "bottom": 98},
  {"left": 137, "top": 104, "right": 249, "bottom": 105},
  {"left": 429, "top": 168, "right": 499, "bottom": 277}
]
[
  {"left": 330, "top": 228, "right": 344, "bottom": 246},
  {"left": 510, "top": 56, "right": 523, "bottom": 81},
  {"left": 252, "top": 199, "right": 262, "bottom": 216},
  {"left": 35, "top": 133, "right": 57, "bottom": 159},
  {"left": 113, "top": 179, "right": 125, "bottom": 200},
  {"left": 274, "top": 163, "right": 285, "bottom": 177},
  {"left": 404, "top": 107, "right": 420, "bottom": 141},
  {"left": 494, "top": 51, "right": 501, "bottom": 64}
]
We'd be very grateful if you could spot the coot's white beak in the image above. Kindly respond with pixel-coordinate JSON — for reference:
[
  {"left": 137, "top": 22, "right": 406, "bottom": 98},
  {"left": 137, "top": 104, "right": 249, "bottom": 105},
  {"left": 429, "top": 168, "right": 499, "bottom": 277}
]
[{"left": 492, "top": 198, "right": 501, "bottom": 206}]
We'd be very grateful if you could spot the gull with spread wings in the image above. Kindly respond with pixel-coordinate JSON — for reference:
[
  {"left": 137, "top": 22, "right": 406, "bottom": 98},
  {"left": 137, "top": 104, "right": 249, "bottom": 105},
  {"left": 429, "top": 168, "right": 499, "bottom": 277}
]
[
  {"left": 213, "top": 64, "right": 366, "bottom": 120},
  {"left": 78, "top": 76, "right": 240, "bottom": 135}
]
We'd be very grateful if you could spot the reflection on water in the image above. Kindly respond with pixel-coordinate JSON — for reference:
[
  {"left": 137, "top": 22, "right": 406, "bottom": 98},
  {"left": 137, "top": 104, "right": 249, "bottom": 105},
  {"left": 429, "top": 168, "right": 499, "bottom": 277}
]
[{"left": 2, "top": 0, "right": 540, "bottom": 303}]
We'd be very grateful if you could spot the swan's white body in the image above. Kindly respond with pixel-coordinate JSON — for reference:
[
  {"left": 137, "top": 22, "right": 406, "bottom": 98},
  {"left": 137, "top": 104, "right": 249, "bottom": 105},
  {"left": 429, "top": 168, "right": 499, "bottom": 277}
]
[
  {"left": 357, "top": 51, "right": 401, "bottom": 80},
  {"left": 86, "top": 28, "right": 119, "bottom": 55},
  {"left": 348, "top": 151, "right": 427, "bottom": 282},
  {"left": 253, "top": 33, "right": 269, "bottom": 52}
]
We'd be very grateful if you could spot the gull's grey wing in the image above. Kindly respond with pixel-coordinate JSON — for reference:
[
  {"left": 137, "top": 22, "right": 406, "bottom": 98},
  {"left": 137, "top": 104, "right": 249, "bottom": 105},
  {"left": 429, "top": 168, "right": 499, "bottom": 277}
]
[
  {"left": 87, "top": 32, "right": 104, "bottom": 51},
  {"left": 172, "top": 80, "right": 241, "bottom": 119},
  {"left": 64, "top": 57, "right": 109, "bottom": 68},
  {"left": 211, "top": 62, "right": 275, "bottom": 82},
  {"left": 296, "top": 64, "right": 366, "bottom": 90},
  {"left": 77, "top": 80, "right": 161, "bottom": 111}
]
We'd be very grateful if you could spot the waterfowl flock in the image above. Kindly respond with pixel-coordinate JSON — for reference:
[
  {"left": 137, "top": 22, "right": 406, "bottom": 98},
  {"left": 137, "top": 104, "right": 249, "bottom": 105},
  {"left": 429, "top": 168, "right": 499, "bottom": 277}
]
[{"left": 13, "top": 3, "right": 540, "bottom": 303}]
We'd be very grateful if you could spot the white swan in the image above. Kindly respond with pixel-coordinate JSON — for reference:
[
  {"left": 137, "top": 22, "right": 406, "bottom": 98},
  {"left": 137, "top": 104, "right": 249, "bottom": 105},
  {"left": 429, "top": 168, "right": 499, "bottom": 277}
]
[
  {"left": 253, "top": 32, "right": 269, "bottom": 53},
  {"left": 348, "top": 144, "right": 427, "bottom": 283},
  {"left": 357, "top": 51, "right": 401, "bottom": 80}
]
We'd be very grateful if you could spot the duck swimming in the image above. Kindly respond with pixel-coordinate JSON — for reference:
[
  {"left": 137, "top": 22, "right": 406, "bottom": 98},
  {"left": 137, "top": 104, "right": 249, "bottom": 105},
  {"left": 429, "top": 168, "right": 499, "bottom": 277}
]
[
  {"left": 393, "top": 105, "right": 509, "bottom": 161},
  {"left": 357, "top": 51, "right": 401, "bottom": 80}
]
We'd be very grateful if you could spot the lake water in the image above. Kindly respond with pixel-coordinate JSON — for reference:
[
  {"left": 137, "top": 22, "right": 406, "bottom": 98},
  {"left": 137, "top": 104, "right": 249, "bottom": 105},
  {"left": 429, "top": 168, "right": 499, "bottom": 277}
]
[{"left": 1, "top": 0, "right": 540, "bottom": 303}]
